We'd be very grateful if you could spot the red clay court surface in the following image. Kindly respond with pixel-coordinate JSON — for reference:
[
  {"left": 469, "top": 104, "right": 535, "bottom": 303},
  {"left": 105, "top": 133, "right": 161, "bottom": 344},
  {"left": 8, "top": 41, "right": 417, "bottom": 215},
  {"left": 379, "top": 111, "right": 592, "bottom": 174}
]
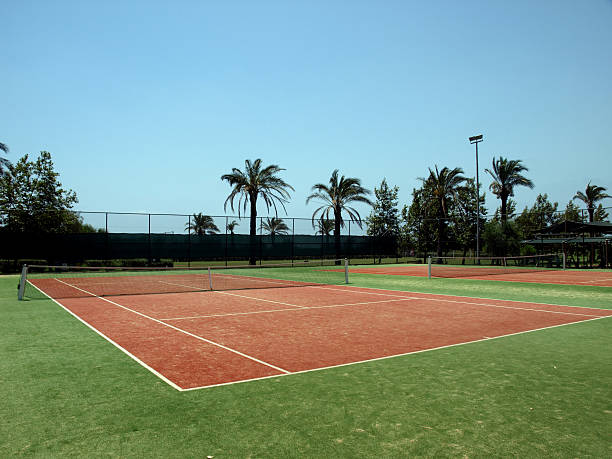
[
  {"left": 344, "top": 265, "right": 612, "bottom": 287},
  {"left": 30, "top": 278, "right": 612, "bottom": 391}
]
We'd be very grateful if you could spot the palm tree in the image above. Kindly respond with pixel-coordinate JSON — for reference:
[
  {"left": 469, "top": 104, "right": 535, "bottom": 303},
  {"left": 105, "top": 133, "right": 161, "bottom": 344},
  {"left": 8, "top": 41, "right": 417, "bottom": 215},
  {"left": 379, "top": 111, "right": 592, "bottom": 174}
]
[
  {"left": 221, "top": 159, "right": 294, "bottom": 264},
  {"left": 573, "top": 183, "right": 611, "bottom": 222},
  {"left": 420, "top": 165, "right": 466, "bottom": 257},
  {"left": 314, "top": 218, "right": 335, "bottom": 236},
  {"left": 0, "top": 142, "right": 10, "bottom": 176},
  {"left": 262, "top": 217, "right": 289, "bottom": 236},
  {"left": 185, "top": 213, "right": 220, "bottom": 235},
  {"left": 306, "top": 169, "right": 372, "bottom": 260},
  {"left": 485, "top": 157, "right": 534, "bottom": 224},
  {"left": 226, "top": 220, "right": 239, "bottom": 235}
]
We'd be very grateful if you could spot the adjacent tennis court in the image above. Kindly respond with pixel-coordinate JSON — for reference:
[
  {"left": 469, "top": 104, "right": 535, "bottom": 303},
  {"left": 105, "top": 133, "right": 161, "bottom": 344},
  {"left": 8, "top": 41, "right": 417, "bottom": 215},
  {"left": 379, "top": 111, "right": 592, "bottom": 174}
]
[
  {"left": 345, "top": 264, "right": 612, "bottom": 287},
  {"left": 24, "top": 265, "right": 612, "bottom": 390}
]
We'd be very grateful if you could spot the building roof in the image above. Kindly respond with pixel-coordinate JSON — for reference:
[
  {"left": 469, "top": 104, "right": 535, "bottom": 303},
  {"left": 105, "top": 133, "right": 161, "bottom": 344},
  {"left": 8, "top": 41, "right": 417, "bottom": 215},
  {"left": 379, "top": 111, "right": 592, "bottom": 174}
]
[{"left": 537, "top": 220, "right": 612, "bottom": 235}]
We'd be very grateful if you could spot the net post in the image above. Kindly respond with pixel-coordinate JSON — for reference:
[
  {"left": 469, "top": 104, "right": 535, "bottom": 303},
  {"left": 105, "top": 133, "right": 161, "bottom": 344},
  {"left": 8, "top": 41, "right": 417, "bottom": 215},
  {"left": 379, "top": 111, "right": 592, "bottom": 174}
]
[
  {"left": 208, "top": 266, "right": 213, "bottom": 290},
  {"left": 427, "top": 256, "right": 432, "bottom": 279},
  {"left": 562, "top": 252, "right": 566, "bottom": 270},
  {"left": 344, "top": 258, "right": 349, "bottom": 284},
  {"left": 18, "top": 264, "right": 28, "bottom": 300}
]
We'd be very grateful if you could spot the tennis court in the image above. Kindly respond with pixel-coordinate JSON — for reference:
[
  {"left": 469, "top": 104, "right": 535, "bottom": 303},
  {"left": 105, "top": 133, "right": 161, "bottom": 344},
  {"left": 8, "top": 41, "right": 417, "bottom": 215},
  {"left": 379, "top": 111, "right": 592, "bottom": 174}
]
[
  {"left": 24, "top": 265, "right": 612, "bottom": 391},
  {"left": 345, "top": 265, "right": 612, "bottom": 286}
]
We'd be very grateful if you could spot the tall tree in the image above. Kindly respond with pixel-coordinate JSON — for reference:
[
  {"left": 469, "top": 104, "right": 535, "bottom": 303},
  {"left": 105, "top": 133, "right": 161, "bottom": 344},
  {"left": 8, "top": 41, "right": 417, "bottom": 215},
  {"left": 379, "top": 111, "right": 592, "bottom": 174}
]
[
  {"left": 306, "top": 169, "right": 372, "bottom": 260},
  {"left": 563, "top": 201, "right": 583, "bottom": 222},
  {"left": 0, "top": 151, "right": 78, "bottom": 232},
  {"left": 573, "top": 183, "right": 611, "bottom": 222},
  {"left": 185, "top": 213, "right": 219, "bottom": 235},
  {"left": 420, "top": 165, "right": 466, "bottom": 257},
  {"left": 262, "top": 217, "right": 289, "bottom": 236},
  {"left": 515, "top": 194, "right": 560, "bottom": 238},
  {"left": 366, "top": 178, "right": 400, "bottom": 237},
  {"left": 221, "top": 159, "right": 293, "bottom": 264},
  {"left": 593, "top": 204, "right": 610, "bottom": 222},
  {"left": 313, "top": 218, "right": 334, "bottom": 236},
  {"left": 226, "top": 220, "right": 239, "bottom": 235},
  {"left": 0, "top": 142, "right": 10, "bottom": 176},
  {"left": 400, "top": 183, "right": 438, "bottom": 262},
  {"left": 493, "top": 199, "right": 517, "bottom": 223},
  {"left": 449, "top": 178, "right": 486, "bottom": 259},
  {"left": 485, "top": 157, "right": 534, "bottom": 224}
]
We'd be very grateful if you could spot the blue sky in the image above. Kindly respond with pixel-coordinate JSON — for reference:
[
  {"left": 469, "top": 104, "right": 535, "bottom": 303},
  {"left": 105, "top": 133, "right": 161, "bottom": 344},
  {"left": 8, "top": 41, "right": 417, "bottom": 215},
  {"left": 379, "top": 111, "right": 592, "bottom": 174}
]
[{"left": 2, "top": 0, "right": 611, "bottom": 233}]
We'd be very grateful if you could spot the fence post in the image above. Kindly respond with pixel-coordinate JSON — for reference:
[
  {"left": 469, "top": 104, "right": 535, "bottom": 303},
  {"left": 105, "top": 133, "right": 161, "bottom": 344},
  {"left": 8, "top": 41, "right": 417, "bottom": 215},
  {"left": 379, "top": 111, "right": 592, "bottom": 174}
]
[
  {"left": 148, "top": 213, "right": 151, "bottom": 265},
  {"left": 259, "top": 217, "right": 263, "bottom": 265},
  {"left": 562, "top": 251, "right": 566, "bottom": 270},
  {"left": 224, "top": 216, "right": 228, "bottom": 267},
  {"left": 427, "top": 256, "right": 432, "bottom": 279},
  {"left": 187, "top": 214, "right": 191, "bottom": 268},
  {"left": 105, "top": 212, "right": 110, "bottom": 261}
]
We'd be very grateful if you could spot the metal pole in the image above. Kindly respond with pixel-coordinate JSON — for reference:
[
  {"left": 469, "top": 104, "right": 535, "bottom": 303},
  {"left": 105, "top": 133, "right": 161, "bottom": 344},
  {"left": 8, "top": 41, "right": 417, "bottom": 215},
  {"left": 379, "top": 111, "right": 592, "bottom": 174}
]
[
  {"left": 18, "top": 264, "right": 28, "bottom": 300},
  {"left": 469, "top": 134, "right": 483, "bottom": 260},
  {"left": 475, "top": 141, "right": 480, "bottom": 259},
  {"left": 344, "top": 258, "right": 349, "bottom": 284},
  {"left": 148, "top": 213, "right": 151, "bottom": 265}
]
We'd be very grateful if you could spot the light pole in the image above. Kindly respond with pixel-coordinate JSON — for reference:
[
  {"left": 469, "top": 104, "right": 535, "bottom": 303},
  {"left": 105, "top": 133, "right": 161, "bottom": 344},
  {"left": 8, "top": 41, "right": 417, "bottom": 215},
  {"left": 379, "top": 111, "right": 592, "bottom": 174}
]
[{"left": 469, "top": 134, "right": 483, "bottom": 259}]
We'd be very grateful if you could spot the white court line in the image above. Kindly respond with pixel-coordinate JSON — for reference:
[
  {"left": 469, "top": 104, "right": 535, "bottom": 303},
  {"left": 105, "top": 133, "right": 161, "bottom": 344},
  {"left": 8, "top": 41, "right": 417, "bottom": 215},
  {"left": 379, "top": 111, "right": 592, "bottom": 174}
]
[
  {"left": 574, "top": 278, "right": 612, "bottom": 284},
  {"left": 161, "top": 297, "right": 416, "bottom": 321},
  {"left": 181, "top": 314, "right": 612, "bottom": 391},
  {"left": 52, "top": 278, "right": 291, "bottom": 376},
  {"left": 214, "top": 290, "right": 308, "bottom": 308},
  {"left": 161, "top": 285, "right": 605, "bottom": 322},
  {"left": 307, "top": 285, "right": 607, "bottom": 317},
  {"left": 310, "top": 284, "right": 611, "bottom": 315}
]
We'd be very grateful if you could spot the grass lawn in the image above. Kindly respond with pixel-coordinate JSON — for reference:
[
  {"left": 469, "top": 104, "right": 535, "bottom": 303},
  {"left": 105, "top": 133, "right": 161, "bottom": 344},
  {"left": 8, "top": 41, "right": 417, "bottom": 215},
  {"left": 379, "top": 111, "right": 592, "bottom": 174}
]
[{"left": 1, "top": 271, "right": 611, "bottom": 457}]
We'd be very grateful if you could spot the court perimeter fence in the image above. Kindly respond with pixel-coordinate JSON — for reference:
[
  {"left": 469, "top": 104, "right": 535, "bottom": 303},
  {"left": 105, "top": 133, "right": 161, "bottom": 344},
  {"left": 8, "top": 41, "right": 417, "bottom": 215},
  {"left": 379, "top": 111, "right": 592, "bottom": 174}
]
[{"left": 0, "top": 211, "right": 399, "bottom": 271}]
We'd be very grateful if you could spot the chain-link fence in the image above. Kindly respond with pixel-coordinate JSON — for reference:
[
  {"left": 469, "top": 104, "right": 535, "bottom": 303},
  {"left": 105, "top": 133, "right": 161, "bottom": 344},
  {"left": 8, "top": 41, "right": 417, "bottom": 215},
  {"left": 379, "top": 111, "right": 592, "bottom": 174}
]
[{"left": 0, "top": 211, "right": 398, "bottom": 271}]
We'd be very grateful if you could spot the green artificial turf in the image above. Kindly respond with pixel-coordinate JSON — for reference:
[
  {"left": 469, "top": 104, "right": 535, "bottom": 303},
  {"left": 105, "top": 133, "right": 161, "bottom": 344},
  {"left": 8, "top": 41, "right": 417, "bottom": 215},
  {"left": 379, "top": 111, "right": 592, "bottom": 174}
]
[{"left": 1, "top": 274, "right": 611, "bottom": 457}]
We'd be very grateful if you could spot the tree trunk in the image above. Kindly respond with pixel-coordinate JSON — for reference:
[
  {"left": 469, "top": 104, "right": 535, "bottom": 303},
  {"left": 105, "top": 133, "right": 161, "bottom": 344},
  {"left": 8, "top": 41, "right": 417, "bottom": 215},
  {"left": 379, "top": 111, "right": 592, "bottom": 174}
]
[
  {"left": 334, "top": 208, "right": 342, "bottom": 264},
  {"left": 249, "top": 196, "right": 257, "bottom": 265},
  {"left": 501, "top": 193, "right": 508, "bottom": 224},
  {"left": 436, "top": 214, "right": 444, "bottom": 258}
]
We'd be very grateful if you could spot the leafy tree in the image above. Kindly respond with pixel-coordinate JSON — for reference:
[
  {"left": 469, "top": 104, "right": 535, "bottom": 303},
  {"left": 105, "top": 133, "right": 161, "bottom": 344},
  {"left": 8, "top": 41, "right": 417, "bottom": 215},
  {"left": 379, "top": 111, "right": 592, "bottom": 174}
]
[
  {"left": 448, "top": 178, "right": 486, "bottom": 258},
  {"left": 366, "top": 178, "right": 400, "bottom": 237},
  {"left": 485, "top": 157, "right": 534, "bottom": 224},
  {"left": 492, "top": 199, "right": 517, "bottom": 222},
  {"left": 221, "top": 159, "right": 294, "bottom": 264},
  {"left": 515, "top": 194, "right": 560, "bottom": 238},
  {"left": 573, "top": 183, "right": 611, "bottom": 222},
  {"left": 0, "top": 142, "right": 10, "bottom": 176},
  {"left": 185, "top": 213, "right": 219, "bottom": 235},
  {"left": 314, "top": 218, "right": 334, "bottom": 236},
  {"left": 563, "top": 201, "right": 584, "bottom": 222},
  {"left": 419, "top": 165, "right": 466, "bottom": 257},
  {"left": 306, "top": 169, "right": 372, "bottom": 260},
  {"left": 593, "top": 204, "right": 610, "bottom": 222},
  {"left": 226, "top": 220, "right": 239, "bottom": 235},
  {"left": 0, "top": 151, "right": 78, "bottom": 232},
  {"left": 400, "top": 182, "right": 438, "bottom": 261},
  {"left": 262, "top": 217, "right": 289, "bottom": 236},
  {"left": 482, "top": 220, "right": 521, "bottom": 257}
]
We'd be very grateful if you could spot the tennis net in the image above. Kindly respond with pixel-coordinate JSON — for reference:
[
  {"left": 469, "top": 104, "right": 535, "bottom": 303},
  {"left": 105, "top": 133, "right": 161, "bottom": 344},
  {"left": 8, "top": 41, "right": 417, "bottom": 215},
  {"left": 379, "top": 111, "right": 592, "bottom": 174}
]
[
  {"left": 18, "top": 259, "right": 349, "bottom": 300},
  {"left": 427, "top": 253, "right": 565, "bottom": 279}
]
